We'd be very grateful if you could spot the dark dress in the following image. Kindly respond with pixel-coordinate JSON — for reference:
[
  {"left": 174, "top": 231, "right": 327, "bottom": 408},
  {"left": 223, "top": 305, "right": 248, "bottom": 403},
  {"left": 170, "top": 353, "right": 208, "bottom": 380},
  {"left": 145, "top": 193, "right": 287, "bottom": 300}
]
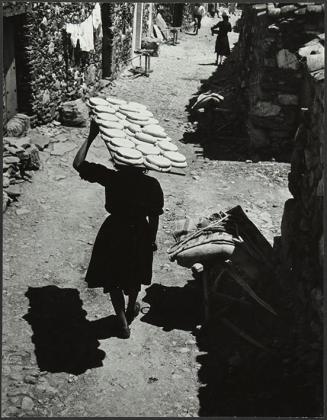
[
  {"left": 213, "top": 20, "right": 232, "bottom": 56},
  {"left": 78, "top": 161, "right": 164, "bottom": 295}
]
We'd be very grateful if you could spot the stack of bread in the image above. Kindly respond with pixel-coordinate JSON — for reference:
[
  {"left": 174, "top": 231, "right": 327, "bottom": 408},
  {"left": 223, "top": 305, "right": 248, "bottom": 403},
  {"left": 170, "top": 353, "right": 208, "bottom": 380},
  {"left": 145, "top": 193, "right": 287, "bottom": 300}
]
[{"left": 87, "top": 96, "right": 187, "bottom": 172}]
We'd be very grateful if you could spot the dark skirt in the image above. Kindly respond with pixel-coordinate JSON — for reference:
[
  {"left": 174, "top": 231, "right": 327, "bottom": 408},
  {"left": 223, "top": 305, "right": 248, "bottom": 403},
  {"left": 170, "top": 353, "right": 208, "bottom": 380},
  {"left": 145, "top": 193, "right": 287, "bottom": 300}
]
[
  {"left": 85, "top": 215, "right": 153, "bottom": 295},
  {"left": 215, "top": 35, "right": 230, "bottom": 56}
]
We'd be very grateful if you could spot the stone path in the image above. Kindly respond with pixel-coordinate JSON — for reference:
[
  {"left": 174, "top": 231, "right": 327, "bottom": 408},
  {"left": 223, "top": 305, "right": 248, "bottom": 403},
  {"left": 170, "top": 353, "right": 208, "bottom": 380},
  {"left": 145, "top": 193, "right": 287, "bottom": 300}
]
[{"left": 2, "top": 16, "right": 291, "bottom": 417}]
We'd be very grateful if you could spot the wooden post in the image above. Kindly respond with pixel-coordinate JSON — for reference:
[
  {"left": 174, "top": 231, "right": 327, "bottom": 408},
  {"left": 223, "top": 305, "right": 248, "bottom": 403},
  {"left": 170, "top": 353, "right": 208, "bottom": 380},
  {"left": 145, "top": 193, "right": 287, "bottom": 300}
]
[
  {"left": 192, "top": 263, "right": 209, "bottom": 322},
  {"left": 203, "top": 269, "right": 210, "bottom": 322}
]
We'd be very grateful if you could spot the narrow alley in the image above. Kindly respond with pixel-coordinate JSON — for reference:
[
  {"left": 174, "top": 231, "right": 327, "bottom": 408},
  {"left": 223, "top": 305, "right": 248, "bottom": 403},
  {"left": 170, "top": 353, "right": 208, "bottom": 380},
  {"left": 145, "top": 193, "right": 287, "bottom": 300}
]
[{"left": 2, "top": 3, "right": 324, "bottom": 418}]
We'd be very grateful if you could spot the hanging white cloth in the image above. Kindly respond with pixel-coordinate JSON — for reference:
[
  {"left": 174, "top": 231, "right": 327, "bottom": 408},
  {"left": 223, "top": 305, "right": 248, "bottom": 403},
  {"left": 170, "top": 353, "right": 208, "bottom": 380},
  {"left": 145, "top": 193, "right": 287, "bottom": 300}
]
[
  {"left": 65, "top": 3, "right": 102, "bottom": 52},
  {"left": 92, "top": 3, "right": 102, "bottom": 30}
]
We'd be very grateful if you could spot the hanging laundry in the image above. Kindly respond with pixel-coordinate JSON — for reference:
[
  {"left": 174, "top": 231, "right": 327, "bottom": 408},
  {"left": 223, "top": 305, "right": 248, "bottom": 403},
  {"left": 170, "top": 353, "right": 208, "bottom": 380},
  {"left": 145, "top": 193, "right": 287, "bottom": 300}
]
[
  {"left": 65, "top": 3, "right": 103, "bottom": 52},
  {"left": 92, "top": 3, "right": 102, "bottom": 30},
  {"left": 79, "top": 14, "right": 94, "bottom": 52}
]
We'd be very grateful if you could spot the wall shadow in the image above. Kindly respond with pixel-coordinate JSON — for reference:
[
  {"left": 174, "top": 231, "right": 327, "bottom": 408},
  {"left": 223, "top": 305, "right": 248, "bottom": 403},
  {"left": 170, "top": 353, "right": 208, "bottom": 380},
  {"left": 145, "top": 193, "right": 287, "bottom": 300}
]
[
  {"left": 183, "top": 44, "right": 251, "bottom": 162},
  {"left": 23, "top": 285, "right": 122, "bottom": 375},
  {"left": 194, "top": 254, "right": 323, "bottom": 417}
]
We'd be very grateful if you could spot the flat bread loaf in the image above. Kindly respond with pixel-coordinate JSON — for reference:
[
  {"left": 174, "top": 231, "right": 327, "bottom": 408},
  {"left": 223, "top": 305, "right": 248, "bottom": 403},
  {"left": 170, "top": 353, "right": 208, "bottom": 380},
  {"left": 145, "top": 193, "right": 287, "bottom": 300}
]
[
  {"left": 110, "top": 137, "right": 135, "bottom": 149},
  {"left": 144, "top": 158, "right": 171, "bottom": 172},
  {"left": 136, "top": 143, "right": 160, "bottom": 155},
  {"left": 114, "top": 156, "right": 144, "bottom": 167},
  {"left": 125, "top": 128, "right": 136, "bottom": 138},
  {"left": 162, "top": 151, "right": 186, "bottom": 163},
  {"left": 142, "top": 125, "right": 167, "bottom": 138},
  {"left": 96, "top": 119, "right": 123, "bottom": 130},
  {"left": 96, "top": 112, "right": 119, "bottom": 121},
  {"left": 157, "top": 140, "right": 178, "bottom": 152},
  {"left": 126, "top": 118, "right": 149, "bottom": 127},
  {"left": 94, "top": 105, "right": 116, "bottom": 114},
  {"left": 135, "top": 132, "right": 157, "bottom": 144},
  {"left": 120, "top": 110, "right": 150, "bottom": 121},
  {"left": 106, "top": 97, "right": 127, "bottom": 106},
  {"left": 115, "top": 112, "right": 127, "bottom": 120},
  {"left": 100, "top": 127, "right": 126, "bottom": 138},
  {"left": 89, "top": 97, "right": 109, "bottom": 106},
  {"left": 115, "top": 147, "right": 143, "bottom": 160},
  {"left": 146, "top": 154, "right": 171, "bottom": 168},
  {"left": 126, "top": 123, "right": 142, "bottom": 134}
]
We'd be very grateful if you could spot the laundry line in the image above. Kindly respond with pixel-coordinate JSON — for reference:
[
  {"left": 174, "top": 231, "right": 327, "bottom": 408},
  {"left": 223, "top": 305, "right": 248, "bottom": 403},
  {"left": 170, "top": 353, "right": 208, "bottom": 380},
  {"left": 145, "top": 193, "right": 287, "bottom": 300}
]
[{"left": 65, "top": 3, "right": 102, "bottom": 52}]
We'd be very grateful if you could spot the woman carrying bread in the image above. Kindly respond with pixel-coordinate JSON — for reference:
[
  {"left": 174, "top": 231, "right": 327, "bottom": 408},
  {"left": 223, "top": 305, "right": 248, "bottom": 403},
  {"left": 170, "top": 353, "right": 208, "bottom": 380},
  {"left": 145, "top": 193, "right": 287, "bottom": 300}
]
[{"left": 73, "top": 120, "right": 164, "bottom": 339}]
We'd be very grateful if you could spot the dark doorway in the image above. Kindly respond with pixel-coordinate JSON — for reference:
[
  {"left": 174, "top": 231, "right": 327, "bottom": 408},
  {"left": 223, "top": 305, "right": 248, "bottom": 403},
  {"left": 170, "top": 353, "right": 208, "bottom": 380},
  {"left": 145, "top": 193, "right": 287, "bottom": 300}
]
[
  {"left": 3, "top": 13, "right": 33, "bottom": 126},
  {"left": 172, "top": 4, "right": 184, "bottom": 27}
]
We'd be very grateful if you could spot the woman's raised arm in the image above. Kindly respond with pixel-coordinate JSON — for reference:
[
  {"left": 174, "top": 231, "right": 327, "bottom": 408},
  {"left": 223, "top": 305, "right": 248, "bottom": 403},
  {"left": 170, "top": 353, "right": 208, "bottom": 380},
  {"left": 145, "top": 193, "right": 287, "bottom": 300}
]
[{"left": 73, "top": 119, "right": 99, "bottom": 171}]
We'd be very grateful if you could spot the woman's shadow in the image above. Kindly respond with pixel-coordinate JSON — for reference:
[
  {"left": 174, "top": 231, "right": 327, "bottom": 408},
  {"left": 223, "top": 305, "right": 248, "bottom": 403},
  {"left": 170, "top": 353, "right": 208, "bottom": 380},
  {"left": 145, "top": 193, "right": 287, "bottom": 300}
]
[{"left": 23, "top": 285, "right": 121, "bottom": 375}]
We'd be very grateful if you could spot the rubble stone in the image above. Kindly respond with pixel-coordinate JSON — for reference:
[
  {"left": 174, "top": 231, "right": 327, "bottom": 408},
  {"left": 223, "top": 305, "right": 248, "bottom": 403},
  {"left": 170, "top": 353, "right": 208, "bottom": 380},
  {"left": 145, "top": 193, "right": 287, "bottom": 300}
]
[
  {"left": 30, "top": 134, "right": 51, "bottom": 151},
  {"left": 21, "top": 396, "right": 34, "bottom": 411},
  {"left": 59, "top": 99, "right": 89, "bottom": 127},
  {"left": 6, "top": 185, "right": 22, "bottom": 199},
  {"left": 6, "top": 114, "right": 30, "bottom": 137}
]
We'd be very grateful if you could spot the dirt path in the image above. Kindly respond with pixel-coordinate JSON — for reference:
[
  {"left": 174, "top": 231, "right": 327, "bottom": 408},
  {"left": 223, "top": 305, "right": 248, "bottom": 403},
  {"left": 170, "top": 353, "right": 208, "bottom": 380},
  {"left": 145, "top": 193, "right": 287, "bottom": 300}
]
[{"left": 2, "top": 17, "right": 291, "bottom": 417}]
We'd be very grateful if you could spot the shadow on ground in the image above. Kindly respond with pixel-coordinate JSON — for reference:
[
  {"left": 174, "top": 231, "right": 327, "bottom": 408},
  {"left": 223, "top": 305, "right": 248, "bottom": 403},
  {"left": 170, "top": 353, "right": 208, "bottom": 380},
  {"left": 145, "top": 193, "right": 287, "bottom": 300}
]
[
  {"left": 193, "top": 244, "right": 323, "bottom": 417},
  {"left": 140, "top": 281, "right": 204, "bottom": 332},
  {"left": 196, "top": 313, "right": 322, "bottom": 416},
  {"left": 23, "top": 285, "right": 123, "bottom": 375},
  {"left": 141, "top": 242, "right": 322, "bottom": 416},
  {"left": 183, "top": 52, "right": 251, "bottom": 162}
]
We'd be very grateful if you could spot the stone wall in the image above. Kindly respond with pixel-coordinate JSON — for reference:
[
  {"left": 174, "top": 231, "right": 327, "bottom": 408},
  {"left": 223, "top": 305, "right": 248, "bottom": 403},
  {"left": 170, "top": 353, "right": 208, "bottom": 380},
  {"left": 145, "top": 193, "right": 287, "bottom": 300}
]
[
  {"left": 101, "top": 3, "right": 134, "bottom": 79},
  {"left": 235, "top": 3, "right": 324, "bottom": 407},
  {"left": 235, "top": 3, "right": 324, "bottom": 161},
  {"left": 281, "top": 69, "right": 324, "bottom": 330},
  {"left": 3, "top": 2, "right": 102, "bottom": 127}
]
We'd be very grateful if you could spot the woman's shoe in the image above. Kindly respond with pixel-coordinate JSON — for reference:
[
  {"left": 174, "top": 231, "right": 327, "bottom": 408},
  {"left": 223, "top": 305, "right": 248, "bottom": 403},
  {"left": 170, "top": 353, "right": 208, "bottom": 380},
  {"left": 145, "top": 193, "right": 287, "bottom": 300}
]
[
  {"left": 126, "top": 302, "right": 141, "bottom": 325},
  {"left": 117, "top": 325, "right": 131, "bottom": 339}
]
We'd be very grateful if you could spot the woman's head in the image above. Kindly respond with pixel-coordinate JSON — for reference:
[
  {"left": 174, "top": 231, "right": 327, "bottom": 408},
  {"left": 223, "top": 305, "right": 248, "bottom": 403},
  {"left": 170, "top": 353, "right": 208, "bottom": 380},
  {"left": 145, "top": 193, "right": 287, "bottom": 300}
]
[{"left": 115, "top": 163, "right": 147, "bottom": 175}]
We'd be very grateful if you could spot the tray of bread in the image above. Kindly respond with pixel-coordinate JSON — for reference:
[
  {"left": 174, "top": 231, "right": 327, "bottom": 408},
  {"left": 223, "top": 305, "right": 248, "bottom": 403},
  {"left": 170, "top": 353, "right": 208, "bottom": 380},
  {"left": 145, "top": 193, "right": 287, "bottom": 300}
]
[{"left": 87, "top": 96, "right": 187, "bottom": 175}]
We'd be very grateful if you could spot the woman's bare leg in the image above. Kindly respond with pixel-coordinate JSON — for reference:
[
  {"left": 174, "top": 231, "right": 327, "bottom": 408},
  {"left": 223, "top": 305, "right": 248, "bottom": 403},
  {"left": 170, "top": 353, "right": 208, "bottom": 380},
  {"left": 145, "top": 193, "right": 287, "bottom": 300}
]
[
  {"left": 126, "top": 290, "right": 140, "bottom": 324},
  {"left": 127, "top": 290, "right": 139, "bottom": 313},
  {"left": 110, "top": 288, "right": 128, "bottom": 328}
]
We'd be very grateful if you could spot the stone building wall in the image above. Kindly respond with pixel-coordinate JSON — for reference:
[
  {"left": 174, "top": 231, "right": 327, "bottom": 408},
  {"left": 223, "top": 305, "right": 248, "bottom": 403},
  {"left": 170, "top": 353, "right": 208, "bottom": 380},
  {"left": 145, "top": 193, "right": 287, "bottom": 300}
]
[
  {"left": 3, "top": 2, "right": 138, "bottom": 128},
  {"left": 281, "top": 69, "right": 324, "bottom": 326},
  {"left": 235, "top": 3, "right": 324, "bottom": 161},
  {"left": 3, "top": 2, "right": 102, "bottom": 126},
  {"left": 235, "top": 3, "right": 324, "bottom": 405},
  {"left": 102, "top": 3, "right": 135, "bottom": 79}
]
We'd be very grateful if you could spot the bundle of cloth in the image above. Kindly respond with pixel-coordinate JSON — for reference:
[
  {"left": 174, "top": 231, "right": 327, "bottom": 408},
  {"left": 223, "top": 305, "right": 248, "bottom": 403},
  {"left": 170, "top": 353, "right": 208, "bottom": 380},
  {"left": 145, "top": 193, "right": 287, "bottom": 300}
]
[
  {"left": 168, "top": 205, "right": 274, "bottom": 281},
  {"left": 191, "top": 91, "right": 224, "bottom": 111}
]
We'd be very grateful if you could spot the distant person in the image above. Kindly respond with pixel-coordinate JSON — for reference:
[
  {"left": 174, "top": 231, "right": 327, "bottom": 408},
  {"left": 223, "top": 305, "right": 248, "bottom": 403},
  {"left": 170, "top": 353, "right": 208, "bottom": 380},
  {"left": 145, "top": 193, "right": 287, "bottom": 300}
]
[
  {"left": 211, "top": 11, "right": 232, "bottom": 66},
  {"left": 208, "top": 3, "right": 216, "bottom": 18},
  {"left": 73, "top": 120, "right": 164, "bottom": 339},
  {"left": 193, "top": 3, "right": 206, "bottom": 33}
]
